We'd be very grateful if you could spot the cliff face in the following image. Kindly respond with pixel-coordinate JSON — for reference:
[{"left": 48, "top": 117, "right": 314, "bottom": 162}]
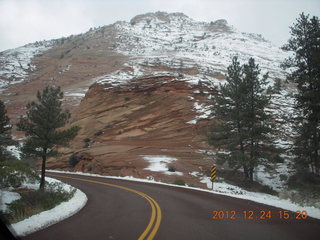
[
  {"left": 47, "top": 75, "right": 217, "bottom": 185},
  {"left": 0, "top": 12, "right": 294, "bottom": 186}
]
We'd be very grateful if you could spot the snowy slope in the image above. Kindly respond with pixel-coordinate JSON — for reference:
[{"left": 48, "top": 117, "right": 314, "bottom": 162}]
[
  {"left": 112, "top": 12, "right": 291, "bottom": 81},
  {"left": 0, "top": 41, "right": 54, "bottom": 91}
]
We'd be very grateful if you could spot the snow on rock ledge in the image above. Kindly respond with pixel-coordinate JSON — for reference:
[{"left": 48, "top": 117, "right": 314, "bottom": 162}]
[{"left": 8, "top": 177, "right": 88, "bottom": 237}]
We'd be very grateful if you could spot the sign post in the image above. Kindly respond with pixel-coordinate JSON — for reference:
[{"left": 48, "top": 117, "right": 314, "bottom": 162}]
[{"left": 210, "top": 166, "right": 217, "bottom": 190}]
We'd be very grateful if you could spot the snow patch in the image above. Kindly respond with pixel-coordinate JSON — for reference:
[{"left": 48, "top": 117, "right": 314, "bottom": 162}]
[
  {"left": 0, "top": 191, "right": 21, "bottom": 212},
  {"left": 142, "top": 155, "right": 183, "bottom": 175}
]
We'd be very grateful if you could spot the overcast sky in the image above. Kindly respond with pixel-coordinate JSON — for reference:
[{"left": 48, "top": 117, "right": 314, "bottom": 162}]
[{"left": 0, "top": 0, "right": 319, "bottom": 51}]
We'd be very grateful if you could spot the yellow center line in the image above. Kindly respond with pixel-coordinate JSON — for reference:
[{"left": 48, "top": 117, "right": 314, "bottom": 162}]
[
  {"left": 47, "top": 173, "right": 162, "bottom": 240},
  {"left": 145, "top": 195, "right": 162, "bottom": 240}
]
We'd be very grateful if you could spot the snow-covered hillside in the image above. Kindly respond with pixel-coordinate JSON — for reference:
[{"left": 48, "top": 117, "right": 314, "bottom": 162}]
[
  {"left": 0, "top": 41, "right": 54, "bottom": 91},
  {"left": 111, "top": 12, "right": 291, "bottom": 81}
]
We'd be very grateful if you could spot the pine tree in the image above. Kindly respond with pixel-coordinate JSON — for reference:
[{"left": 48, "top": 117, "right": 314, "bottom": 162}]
[
  {"left": 242, "top": 58, "right": 272, "bottom": 180},
  {"left": 208, "top": 57, "right": 274, "bottom": 181},
  {"left": 282, "top": 13, "right": 320, "bottom": 175},
  {"left": 17, "top": 86, "right": 80, "bottom": 190},
  {"left": 0, "top": 100, "right": 16, "bottom": 161},
  {"left": 208, "top": 56, "right": 249, "bottom": 177}
]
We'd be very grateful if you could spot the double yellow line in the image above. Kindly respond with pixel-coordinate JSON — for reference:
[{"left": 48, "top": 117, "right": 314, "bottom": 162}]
[{"left": 47, "top": 173, "right": 162, "bottom": 240}]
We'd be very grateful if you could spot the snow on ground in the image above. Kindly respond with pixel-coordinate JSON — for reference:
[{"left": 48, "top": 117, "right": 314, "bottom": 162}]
[
  {"left": 199, "top": 175, "right": 320, "bottom": 219},
  {"left": 142, "top": 155, "right": 183, "bottom": 176},
  {"left": 64, "top": 92, "right": 86, "bottom": 97},
  {"left": 254, "top": 161, "right": 294, "bottom": 191},
  {"left": 2, "top": 177, "right": 87, "bottom": 237},
  {"left": 6, "top": 145, "right": 22, "bottom": 160},
  {"left": 0, "top": 191, "right": 21, "bottom": 213},
  {"left": 47, "top": 170, "right": 320, "bottom": 219}
]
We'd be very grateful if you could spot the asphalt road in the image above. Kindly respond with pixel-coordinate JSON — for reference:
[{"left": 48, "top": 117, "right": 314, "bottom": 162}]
[{"left": 22, "top": 172, "right": 320, "bottom": 240}]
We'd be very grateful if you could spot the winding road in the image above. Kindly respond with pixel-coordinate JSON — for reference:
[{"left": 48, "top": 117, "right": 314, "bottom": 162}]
[{"left": 22, "top": 172, "right": 320, "bottom": 240}]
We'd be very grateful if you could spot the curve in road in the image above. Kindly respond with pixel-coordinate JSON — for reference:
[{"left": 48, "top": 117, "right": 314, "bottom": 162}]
[
  {"left": 49, "top": 173, "right": 161, "bottom": 240},
  {"left": 23, "top": 172, "right": 320, "bottom": 240}
]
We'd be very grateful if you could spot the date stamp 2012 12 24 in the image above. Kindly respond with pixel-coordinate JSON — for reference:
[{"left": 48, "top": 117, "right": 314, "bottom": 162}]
[{"left": 211, "top": 210, "right": 308, "bottom": 220}]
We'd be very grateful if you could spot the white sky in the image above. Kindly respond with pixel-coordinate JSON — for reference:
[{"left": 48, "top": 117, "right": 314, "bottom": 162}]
[{"left": 0, "top": 0, "right": 319, "bottom": 51}]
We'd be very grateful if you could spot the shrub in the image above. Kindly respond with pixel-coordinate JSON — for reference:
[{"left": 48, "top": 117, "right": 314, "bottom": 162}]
[
  {"left": 87, "top": 165, "right": 93, "bottom": 171},
  {"left": 69, "top": 153, "right": 80, "bottom": 167},
  {"left": 279, "top": 174, "right": 288, "bottom": 182},
  {"left": 261, "top": 185, "right": 278, "bottom": 196},
  {"left": 273, "top": 154, "right": 284, "bottom": 163},
  {"left": 124, "top": 96, "right": 130, "bottom": 101},
  {"left": 83, "top": 142, "right": 90, "bottom": 148},
  {"left": 68, "top": 152, "right": 93, "bottom": 168},
  {"left": 134, "top": 84, "right": 140, "bottom": 89},
  {"left": 83, "top": 138, "right": 90, "bottom": 148},
  {"left": 173, "top": 179, "right": 185, "bottom": 186},
  {"left": 0, "top": 161, "right": 38, "bottom": 189},
  {"left": 6, "top": 182, "right": 76, "bottom": 223},
  {"left": 168, "top": 165, "right": 176, "bottom": 172},
  {"left": 94, "top": 130, "right": 103, "bottom": 136}
]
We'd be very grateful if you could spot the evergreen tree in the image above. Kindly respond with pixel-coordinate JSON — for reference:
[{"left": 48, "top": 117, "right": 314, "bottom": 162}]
[
  {"left": 282, "top": 13, "right": 320, "bottom": 175},
  {"left": 17, "top": 86, "right": 80, "bottom": 190},
  {"left": 0, "top": 100, "right": 16, "bottom": 161},
  {"left": 208, "top": 57, "right": 274, "bottom": 181},
  {"left": 208, "top": 56, "right": 249, "bottom": 177},
  {"left": 242, "top": 58, "right": 272, "bottom": 180}
]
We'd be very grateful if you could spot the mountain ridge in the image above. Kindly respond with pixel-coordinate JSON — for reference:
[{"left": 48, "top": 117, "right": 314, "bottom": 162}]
[{"left": 0, "top": 11, "right": 295, "bottom": 189}]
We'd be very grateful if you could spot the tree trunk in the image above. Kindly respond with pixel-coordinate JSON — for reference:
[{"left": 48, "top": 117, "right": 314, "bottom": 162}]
[
  {"left": 249, "top": 167, "right": 254, "bottom": 181},
  {"left": 243, "top": 166, "right": 249, "bottom": 179},
  {"left": 315, "top": 150, "right": 320, "bottom": 176},
  {"left": 39, "top": 150, "right": 47, "bottom": 191}
]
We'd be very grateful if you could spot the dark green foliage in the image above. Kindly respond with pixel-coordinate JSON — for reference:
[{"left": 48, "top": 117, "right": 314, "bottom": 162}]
[
  {"left": 273, "top": 78, "right": 282, "bottom": 93},
  {"left": 0, "top": 100, "right": 9, "bottom": 136},
  {"left": 168, "top": 165, "right": 176, "bottom": 172},
  {"left": 279, "top": 174, "right": 288, "bottom": 182},
  {"left": 83, "top": 138, "right": 90, "bottom": 148},
  {"left": 173, "top": 179, "right": 185, "bottom": 186},
  {"left": 17, "top": 86, "right": 80, "bottom": 190},
  {"left": 273, "top": 154, "right": 284, "bottom": 163},
  {"left": 69, "top": 152, "right": 80, "bottom": 167},
  {"left": 94, "top": 130, "right": 103, "bottom": 136},
  {"left": 87, "top": 165, "right": 93, "bottom": 171},
  {"left": 287, "top": 172, "right": 320, "bottom": 201},
  {"left": 0, "top": 100, "right": 17, "bottom": 161},
  {"left": 6, "top": 182, "right": 76, "bottom": 223},
  {"left": 0, "top": 160, "right": 39, "bottom": 188},
  {"left": 261, "top": 185, "right": 278, "bottom": 196},
  {"left": 282, "top": 13, "right": 320, "bottom": 176},
  {"left": 208, "top": 56, "right": 275, "bottom": 181}
]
